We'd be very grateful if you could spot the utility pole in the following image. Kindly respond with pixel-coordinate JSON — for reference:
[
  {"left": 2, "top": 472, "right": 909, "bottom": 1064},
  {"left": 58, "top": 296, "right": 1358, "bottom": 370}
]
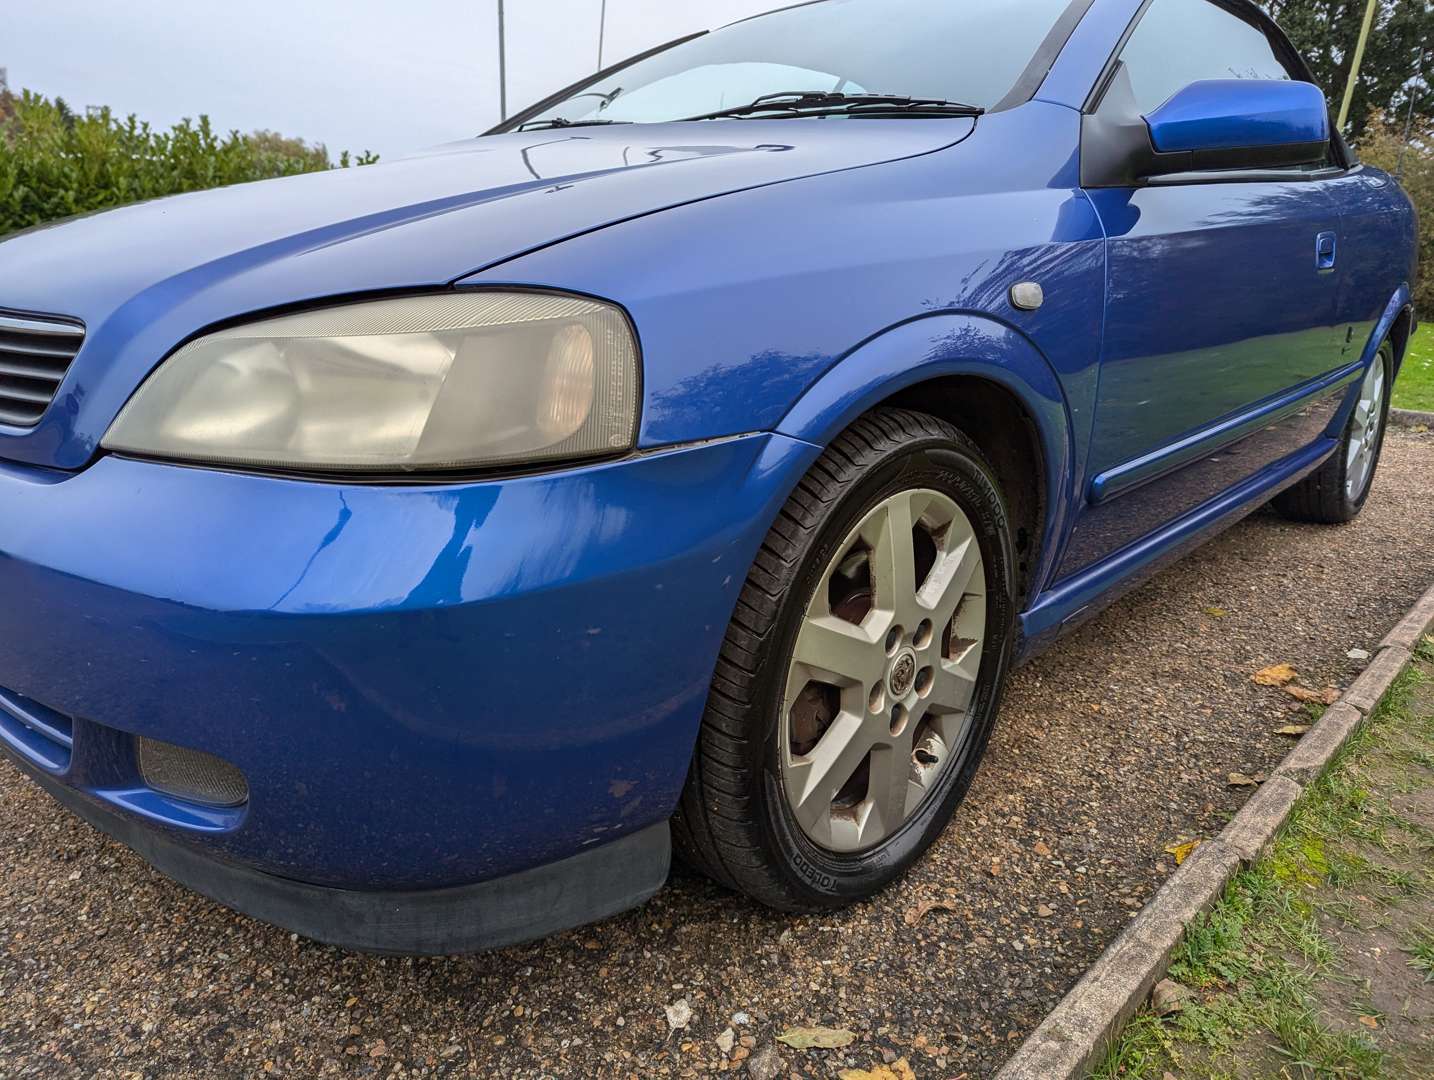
[
  {"left": 598, "top": 0, "right": 608, "bottom": 71},
  {"left": 1337, "top": 0, "right": 1379, "bottom": 132},
  {"left": 497, "top": 0, "right": 509, "bottom": 121}
]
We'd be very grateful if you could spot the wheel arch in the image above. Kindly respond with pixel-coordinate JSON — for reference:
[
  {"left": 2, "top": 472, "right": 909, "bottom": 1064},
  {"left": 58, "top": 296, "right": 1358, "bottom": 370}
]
[
  {"left": 1390, "top": 301, "right": 1415, "bottom": 381},
  {"left": 1364, "top": 284, "right": 1414, "bottom": 381},
  {"left": 774, "top": 313, "right": 1074, "bottom": 608}
]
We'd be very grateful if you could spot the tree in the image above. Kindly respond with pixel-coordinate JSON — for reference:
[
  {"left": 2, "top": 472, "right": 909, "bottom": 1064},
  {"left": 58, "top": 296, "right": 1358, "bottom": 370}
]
[
  {"left": 1358, "top": 112, "right": 1433, "bottom": 311},
  {"left": 1262, "top": 0, "right": 1431, "bottom": 142}
]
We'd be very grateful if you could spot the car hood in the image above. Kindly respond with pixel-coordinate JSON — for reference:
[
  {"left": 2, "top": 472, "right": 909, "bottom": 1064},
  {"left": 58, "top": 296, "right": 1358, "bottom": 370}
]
[{"left": 0, "top": 119, "right": 973, "bottom": 470}]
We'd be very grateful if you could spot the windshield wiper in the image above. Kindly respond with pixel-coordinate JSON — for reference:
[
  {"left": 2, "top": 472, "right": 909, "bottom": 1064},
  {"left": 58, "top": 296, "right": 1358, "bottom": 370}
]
[
  {"left": 516, "top": 117, "right": 633, "bottom": 132},
  {"left": 676, "top": 91, "right": 984, "bottom": 123}
]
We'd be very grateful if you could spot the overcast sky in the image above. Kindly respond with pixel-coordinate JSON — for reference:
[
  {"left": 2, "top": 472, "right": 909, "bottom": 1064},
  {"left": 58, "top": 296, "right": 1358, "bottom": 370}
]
[{"left": 4, "top": 0, "right": 779, "bottom": 159}]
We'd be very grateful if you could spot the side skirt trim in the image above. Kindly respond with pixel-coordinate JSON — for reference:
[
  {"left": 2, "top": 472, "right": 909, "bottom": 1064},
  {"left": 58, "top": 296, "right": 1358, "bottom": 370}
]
[
  {"left": 1089, "top": 358, "right": 1363, "bottom": 506},
  {"left": 1021, "top": 435, "right": 1334, "bottom": 648}
]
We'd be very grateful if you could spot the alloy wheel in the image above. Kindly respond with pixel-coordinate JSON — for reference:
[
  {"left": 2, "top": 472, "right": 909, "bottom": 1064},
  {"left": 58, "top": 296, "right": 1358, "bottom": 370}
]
[
  {"left": 1345, "top": 355, "right": 1386, "bottom": 501},
  {"left": 780, "top": 488, "right": 987, "bottom": 853}
]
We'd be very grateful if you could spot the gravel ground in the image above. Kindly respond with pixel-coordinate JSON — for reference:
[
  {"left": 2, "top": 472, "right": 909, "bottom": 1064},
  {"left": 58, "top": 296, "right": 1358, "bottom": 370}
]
[{"left": 2, "top": 430, "right": 1432, "bottom": 1080}]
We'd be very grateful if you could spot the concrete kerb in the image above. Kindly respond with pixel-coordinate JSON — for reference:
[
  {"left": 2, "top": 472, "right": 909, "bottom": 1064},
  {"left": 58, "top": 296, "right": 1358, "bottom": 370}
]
[{"left": 994, "top": 581, "right": 1434, "bottom": 1080}]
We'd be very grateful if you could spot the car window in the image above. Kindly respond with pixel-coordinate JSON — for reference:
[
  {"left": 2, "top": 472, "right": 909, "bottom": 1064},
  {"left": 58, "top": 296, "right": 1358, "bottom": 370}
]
[
  {"left": 593, "top": 63, "right": 869, "bottom": 124},
  {"left": 1117, "top": 0, "right": 1296, "bottom": 115},
  {"left": 511, "top": 0, "right": 1077, "bottom": 128}
]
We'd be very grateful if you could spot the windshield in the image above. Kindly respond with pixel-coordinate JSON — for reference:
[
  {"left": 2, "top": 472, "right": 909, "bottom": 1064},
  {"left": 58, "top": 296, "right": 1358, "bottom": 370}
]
[{"left": 505, "top": 0, "right": 1078, "bottom": 129}]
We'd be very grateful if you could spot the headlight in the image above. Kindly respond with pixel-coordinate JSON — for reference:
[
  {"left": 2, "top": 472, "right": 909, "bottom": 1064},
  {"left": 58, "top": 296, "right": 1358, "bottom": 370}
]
[{"left": 101, "top": 292, "right": 640, "bottom": 473}]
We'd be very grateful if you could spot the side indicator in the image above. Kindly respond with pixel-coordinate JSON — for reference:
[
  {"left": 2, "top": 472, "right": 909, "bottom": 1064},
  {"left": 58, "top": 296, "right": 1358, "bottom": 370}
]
[{"left": 1010, "top": 282, "right": 1045, "bottom": 311}]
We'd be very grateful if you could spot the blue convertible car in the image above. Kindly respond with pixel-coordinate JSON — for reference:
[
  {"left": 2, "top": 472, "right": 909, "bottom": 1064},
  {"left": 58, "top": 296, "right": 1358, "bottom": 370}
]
[{"left": 0, "top": 0, "right": 1417, "bottom": 953}]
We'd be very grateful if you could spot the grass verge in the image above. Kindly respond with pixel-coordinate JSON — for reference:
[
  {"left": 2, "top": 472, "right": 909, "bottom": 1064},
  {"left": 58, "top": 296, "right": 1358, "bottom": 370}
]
[
  {"left": 1393, "top": 326, "right": 1433, "bottom": 413},
  {"left": 1095, "top": 647, "right": 1434, "bottom": 1079}
]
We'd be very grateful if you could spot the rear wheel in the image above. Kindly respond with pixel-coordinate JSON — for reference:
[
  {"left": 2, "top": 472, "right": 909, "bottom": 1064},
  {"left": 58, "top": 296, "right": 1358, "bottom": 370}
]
[
  {"left": 673, "top": 408, "right": 1016, "bottom": 911},
  {"left": 1273, "top": 344, "right": 1392, "bottom": 524}
]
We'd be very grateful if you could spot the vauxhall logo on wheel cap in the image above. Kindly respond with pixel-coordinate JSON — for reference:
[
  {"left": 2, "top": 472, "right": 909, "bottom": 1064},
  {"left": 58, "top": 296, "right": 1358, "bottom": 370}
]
[{"left": 889, "top": 650, "right": 918, "bottom": 698}]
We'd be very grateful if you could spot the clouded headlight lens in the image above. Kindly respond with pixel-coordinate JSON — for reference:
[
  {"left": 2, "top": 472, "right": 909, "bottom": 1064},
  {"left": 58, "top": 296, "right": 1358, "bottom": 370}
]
[{"left": 101, "top": 292, "right": 640, "bottom": 473}]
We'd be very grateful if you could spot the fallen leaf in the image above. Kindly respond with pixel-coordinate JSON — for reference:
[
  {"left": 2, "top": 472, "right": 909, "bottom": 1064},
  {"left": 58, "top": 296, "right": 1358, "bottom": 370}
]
[
  {"left": 1283, "top": 684, "right": 1340, "bottom": 705},
  {"left": 839, "top": 1059, "right": 917, "bottom": 1080},
  {"left": 1358, "top": 1014, "right": 1379, "bottom": 1030},
  {"left": 1204, "top": 607, "right": 1228, "bottom": 619},
  {"left": 904, "top": 899, "right": 957, "bottom": 926},
  {"left": 1252, "top": 663, "right": 1298, "bottom": 687},
  {"left": 989, "top": 860, "right": 1002, "bottom": 876},
  {"left": 1164, "top": 839, "right": 1202, "bottom": 866},
  {"left": 1228, "top": 772, "right": 1260, "bottom": 788},
  {"left": 665, "top": 999, "right": 692, "bottom": 1032},
  {"left": 1033, "top": 840, "right": 1052, "bottom": 857},
  {"left": 776, "top": 1026, "right": 857, "bottom": 1050},
  {"left": 1275, "top": 724, "right": 1312, "bottom": 737}
]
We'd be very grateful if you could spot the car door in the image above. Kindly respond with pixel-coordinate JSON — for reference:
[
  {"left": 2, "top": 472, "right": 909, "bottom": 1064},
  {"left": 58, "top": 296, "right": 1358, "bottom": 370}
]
[
  {"left": 1320, "top": 167, "right": 1418, "bottom": 374},
  {"left": 1056, "top": 0, "right": 1348, "bottom": 579}
]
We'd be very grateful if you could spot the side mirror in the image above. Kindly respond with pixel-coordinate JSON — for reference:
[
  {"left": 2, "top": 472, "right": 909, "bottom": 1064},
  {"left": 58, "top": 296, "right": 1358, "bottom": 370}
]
[
  {"left": 1081, "top": 69, "right": 1332, "bottom": 187},
  {"left": 1143, "top": 79, "right": 1330, "bottom": 175}
]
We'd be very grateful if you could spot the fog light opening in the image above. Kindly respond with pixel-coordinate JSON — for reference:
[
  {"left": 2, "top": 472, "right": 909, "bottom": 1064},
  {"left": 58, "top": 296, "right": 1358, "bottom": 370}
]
[{"left": 136, "top": 737, "right": 249, "bottom": 808}]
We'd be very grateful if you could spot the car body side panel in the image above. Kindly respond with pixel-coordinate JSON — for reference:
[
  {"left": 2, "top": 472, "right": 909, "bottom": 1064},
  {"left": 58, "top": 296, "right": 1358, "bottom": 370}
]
[
  {"left": 1319, "top": 167, "right": 1419, "bottom": 369},
  {"left": 1058, "top": 178, "right": 1346, "bottom": 578}
]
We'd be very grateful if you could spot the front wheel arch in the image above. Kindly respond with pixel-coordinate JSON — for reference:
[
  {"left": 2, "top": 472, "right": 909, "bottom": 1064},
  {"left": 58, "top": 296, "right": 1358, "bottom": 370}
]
[{"left": 773, "top": 314, "right": 1072, "bottom": 606}]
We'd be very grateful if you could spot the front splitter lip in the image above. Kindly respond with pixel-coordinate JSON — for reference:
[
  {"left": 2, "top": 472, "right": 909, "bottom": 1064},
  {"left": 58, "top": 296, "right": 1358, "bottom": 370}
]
[{"left": 11, "top": 752, "right": 671, "bottom": 955}]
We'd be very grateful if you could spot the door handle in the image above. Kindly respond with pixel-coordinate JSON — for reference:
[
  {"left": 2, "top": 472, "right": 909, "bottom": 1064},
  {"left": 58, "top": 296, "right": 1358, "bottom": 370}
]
[{"left": 1316, "top": 231, "right": 1337, "bottom": 272}]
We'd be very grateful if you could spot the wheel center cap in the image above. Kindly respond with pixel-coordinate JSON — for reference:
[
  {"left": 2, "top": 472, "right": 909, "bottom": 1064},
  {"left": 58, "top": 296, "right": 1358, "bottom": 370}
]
[{"left": 889, "top": 649, "right": 918, "bottom": 698}]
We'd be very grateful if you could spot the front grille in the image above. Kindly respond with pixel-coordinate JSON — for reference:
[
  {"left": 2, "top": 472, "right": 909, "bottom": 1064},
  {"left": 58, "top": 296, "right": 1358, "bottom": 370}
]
[
  {"left": 0, "top": 310, "right": 86, "bottom": 427},
  {"left": 0, "top": 685, "right": 75, "bottom": 772}
]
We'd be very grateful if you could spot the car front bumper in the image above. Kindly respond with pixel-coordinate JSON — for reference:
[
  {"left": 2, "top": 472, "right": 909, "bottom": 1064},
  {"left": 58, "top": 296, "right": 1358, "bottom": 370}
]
[{"left": 0, "top": 432, "right": 818, "bottom": 951}]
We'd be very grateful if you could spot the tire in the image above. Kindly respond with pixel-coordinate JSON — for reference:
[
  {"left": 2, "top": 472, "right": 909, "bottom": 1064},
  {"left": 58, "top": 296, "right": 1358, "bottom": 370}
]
[
  {"left": 1273, "top": 343, "right": 1393, "bottom": 525},
  {"left": 672, "top": 408, "right": 1017, "bottom": 911}
]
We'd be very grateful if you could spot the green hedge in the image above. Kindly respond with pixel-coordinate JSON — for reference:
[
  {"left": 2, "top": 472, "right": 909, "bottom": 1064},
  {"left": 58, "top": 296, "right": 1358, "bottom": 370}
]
[{"left": 0, "top": 89, "right": 376, "bottom": 235}]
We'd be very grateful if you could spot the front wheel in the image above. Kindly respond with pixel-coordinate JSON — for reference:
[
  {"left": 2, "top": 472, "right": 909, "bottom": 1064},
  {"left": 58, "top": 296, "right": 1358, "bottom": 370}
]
[
  {"left": 1273, "top": 343, "right": 1392, "bottom": 524},
  {"left": 673, "top": 409, "right": 1016, "bottom": 911}
]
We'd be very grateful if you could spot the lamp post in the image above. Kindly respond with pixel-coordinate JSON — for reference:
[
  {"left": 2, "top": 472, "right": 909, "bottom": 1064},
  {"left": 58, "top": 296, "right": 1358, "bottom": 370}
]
[
  {"left": 497, "top": 0, "right": 509, "bottom": 121},
  {"left": 598, "top": 0, "right": 608, "bottom": 71},
  {"left": 1337, "top": 0, "right": 1379, "bottom": 133}
]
